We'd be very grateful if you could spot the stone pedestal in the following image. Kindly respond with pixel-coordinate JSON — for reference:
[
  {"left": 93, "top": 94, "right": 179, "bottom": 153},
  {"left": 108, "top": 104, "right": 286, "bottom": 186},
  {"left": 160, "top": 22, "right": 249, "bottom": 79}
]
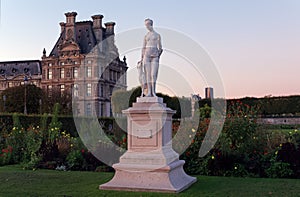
[{"left": 100, "top": 97, "right": 196, "bottom": 193}]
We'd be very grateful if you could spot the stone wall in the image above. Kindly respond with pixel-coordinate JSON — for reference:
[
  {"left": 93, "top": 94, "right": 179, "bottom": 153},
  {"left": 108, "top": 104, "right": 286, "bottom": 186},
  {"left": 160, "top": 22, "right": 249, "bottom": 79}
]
[{"left": 258, "top": 117, "right": 300, "bottom": 125}]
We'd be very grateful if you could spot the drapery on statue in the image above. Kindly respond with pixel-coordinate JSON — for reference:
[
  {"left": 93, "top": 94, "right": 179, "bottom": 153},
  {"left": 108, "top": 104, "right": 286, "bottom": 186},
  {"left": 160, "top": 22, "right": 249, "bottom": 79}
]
[{"left": 138, "top": 18, "right": 163, "bottom": 97}]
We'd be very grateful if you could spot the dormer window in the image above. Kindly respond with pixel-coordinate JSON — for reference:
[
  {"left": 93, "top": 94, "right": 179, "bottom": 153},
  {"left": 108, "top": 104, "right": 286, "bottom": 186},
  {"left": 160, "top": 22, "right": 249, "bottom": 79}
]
[
  {"left": 0, "top": 69, "right": 5, "bottom": 75},
  {"left": 12, "top": 68, "right": 17, "bottom": 73},
  {"left": 24, "top": 68, "right": 30, "bottom": 73}
]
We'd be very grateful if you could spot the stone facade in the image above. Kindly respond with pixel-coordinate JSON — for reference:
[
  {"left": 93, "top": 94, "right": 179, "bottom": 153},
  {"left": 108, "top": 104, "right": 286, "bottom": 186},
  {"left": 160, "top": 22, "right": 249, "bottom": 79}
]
[
  {"left": 0, "top": 12, "right": 127, "bottom": 117},
  {"left": 0, "top": 60, "right": 42, "bottom": 92}
]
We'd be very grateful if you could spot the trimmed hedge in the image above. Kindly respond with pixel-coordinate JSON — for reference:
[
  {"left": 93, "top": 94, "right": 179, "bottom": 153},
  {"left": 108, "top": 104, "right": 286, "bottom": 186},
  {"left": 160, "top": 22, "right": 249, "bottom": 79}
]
[{"left": 0, "top": 114, "right": 116, "bottom": 137}]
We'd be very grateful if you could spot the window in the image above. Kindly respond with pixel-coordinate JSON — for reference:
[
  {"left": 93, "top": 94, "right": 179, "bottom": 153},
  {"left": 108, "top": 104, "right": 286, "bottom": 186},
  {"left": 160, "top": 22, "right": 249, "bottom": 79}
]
[
  {"left": 109, "top": 70, "right": 117, "bottom": 81},
  {"left": 48, "top": 85, "right": 52, "bottom": 97},
  {"left": 60, "top": 68, "right": 65, "bottom": 78},
  {"left": 73, "top": 84, "right": 79, "bottom": 97},
  {"left": 86, "top": 103, "right": 92, "bottom": 116},
  {"left": 87, "top": 60, "right": 92, "bottom": 64},
  {"left": 117, "top": 72, "right": 120, "bottom": 81},
  {"left": 87, "top": 83, "right": 92, "bottom": 96},
  {"left": 109, "top": 86, "right": 113, "bottom": 96},
  {"left": 86, "top": 66, "right": 92, "bottom": 77},
  {"left": 60, "top": 62, "right": 65, "bottom": 66},
  {"left": 110, "top": 70, "right": 113, "bottom": 81},
  {"left": 100, "top": 102, "right": 104, "bottom": 117},
  {"left": 8, "top": 82, "right": 13, "bottom": 88},
  {"left": 48, "top": 69, "right": 52, "bottom": 79},
  {"left": 114, "top": 72, "right": 117, "bottom": 81},
  {"left": 99, "top": 66, "right": 104, "bottom": 78},
  {"left": 99, "top": 84, "right": 104, "bottom": 97},
  {"left": 73, "top": 67, "right": 78, "bottom": 78},
  {"left": 48, "top": 63, "right": 52, "bottom": 67},
  {"left": 60, "top": 85, "right": 65, "bottom": 94}
]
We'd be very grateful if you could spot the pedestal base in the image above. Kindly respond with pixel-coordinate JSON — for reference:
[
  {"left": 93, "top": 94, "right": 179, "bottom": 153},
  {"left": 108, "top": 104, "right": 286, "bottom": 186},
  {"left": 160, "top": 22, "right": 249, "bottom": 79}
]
[
  {"left": 99, "top": 160, "right": 196, "bottom": 193},
  {"left": 100, "top": 97, "right": 196, "bottom": 193}
]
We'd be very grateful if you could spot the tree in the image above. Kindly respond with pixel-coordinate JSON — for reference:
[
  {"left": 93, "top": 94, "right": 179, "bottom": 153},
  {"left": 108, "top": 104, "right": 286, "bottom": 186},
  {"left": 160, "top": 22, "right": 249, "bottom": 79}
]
[
  {"left": 111, "top": 86, "right": 191, "bottom": 119},
  {"left": 0, "top": 85, "right": 43, "bottom": 114},
  {"left": 42, "top": 89, "right": 72, "bottom": 115}
]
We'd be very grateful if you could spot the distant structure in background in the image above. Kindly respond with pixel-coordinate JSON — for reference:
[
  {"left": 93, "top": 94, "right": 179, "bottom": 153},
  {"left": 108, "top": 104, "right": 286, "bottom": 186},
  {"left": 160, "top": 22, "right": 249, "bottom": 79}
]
[
  {"left": 205, "top": 87, "right": 214, "bottom": 99},
  {"left": 0, "top": 12, "right": 128, "bottom": 117},
  {"left": 191, "top": 94, "right": 201, "bottom": 118}
]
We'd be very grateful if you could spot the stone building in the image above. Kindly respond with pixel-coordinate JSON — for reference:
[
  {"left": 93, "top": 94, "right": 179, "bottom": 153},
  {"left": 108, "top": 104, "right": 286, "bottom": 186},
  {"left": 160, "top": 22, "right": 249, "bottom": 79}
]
[
  {"left": 0, "top": 12, "right": 127, "bottom": 117},
  {"left": 41, "top": 12, "right": 127, "bottom": 117},
  {"left": 0, "top": 60, "right": 42, "bottom": 92}
]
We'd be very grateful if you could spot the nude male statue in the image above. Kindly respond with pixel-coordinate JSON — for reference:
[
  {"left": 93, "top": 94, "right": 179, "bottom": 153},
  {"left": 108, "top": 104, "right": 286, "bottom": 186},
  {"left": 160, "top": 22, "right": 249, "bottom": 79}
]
[{"left": 140, "top": 18, "right": 163, "bottom": 97}]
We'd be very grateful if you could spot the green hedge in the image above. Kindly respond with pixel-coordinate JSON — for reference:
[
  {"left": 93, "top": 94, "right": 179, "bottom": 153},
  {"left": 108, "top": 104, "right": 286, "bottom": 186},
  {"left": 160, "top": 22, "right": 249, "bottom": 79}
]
[{"left": 0, "top": 114, "right": 117, "bottom": 137}]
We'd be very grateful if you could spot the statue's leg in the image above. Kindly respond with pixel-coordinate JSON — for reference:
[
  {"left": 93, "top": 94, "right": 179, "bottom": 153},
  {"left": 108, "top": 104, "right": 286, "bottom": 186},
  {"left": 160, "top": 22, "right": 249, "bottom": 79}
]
[
  {"left": 151, "top": 57, "right": 159, "bottom": 97},
  {"left": 144, "top": 57, "right": 152, "bottom": 97}
]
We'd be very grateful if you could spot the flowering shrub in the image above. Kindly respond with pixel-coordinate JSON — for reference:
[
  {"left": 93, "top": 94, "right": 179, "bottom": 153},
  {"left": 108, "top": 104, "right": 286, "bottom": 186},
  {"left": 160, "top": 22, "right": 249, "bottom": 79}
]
[
  {"left": 22, "top": 125, "right": 43, "bottom": 170},
  {"left": 179, "top": 101, "right": 300, "bottom": 178},
  {"left": 0, "top": 145, "right": 13, "bottom": 165},
  {"left": 1, "top": 101, "right": 299, "bottom": 177},
  {"left": 5, "top": 114, "right": 27, "bottom": 163}
]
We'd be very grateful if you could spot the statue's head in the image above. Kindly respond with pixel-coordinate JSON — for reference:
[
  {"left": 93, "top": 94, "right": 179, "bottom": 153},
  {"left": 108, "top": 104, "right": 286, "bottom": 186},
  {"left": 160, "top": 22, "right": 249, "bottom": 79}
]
[{"left": 145, "top": 18, "right": 153, "bottom": 31}]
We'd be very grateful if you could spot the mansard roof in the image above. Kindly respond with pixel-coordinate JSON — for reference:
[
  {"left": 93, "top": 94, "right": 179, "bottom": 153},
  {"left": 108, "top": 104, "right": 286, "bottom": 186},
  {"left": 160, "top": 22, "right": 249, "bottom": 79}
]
[
  {"left": 49, "top": 21, "right": 100, "bottom": 57},
  {"left": 0, "top": 60, "right": 41, "bottom": 77}
]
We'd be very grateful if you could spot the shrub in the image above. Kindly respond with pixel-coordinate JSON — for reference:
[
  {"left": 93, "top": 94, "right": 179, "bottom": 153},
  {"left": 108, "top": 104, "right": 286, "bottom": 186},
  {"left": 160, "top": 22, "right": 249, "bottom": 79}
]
[
  {"left": 266, "top": 161, "right": 293, "bottom": 178},
  {"left": 66, "top": 150, "right": 86, "bottom": 170},
  {"left": 22, "top": 125, "right": 43, "bottom": 170},
  {"left": 0, "top": 146, "right": 13, "bottom": 165}
]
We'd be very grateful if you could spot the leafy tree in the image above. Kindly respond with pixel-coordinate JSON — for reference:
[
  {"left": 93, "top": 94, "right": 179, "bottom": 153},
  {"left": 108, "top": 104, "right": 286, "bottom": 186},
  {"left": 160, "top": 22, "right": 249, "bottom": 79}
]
[
  {"left": 198, "top": 96, "right": 300, "bottom": 117},
  {"left": 42, "top": 89, "right": 72, "bottom": 115},
  {"left": 111, "top": 86, "right": 191, "bottom": 119},
  {"left": 0, "top": 85, "right": 43, "bottom": 114}
]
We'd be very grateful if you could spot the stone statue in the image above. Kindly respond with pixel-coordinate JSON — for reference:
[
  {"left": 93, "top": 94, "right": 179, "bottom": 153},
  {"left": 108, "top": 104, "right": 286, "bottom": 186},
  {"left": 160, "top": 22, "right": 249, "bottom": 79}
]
[{"left": 139, "top": 18, "right": 163, "bottom": 97}]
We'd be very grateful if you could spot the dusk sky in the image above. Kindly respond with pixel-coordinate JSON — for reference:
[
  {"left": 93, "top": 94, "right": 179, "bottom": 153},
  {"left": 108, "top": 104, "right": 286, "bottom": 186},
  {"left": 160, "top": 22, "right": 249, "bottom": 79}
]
[{"left": 0, "top": 0, "right": 299, "bottom": 98}]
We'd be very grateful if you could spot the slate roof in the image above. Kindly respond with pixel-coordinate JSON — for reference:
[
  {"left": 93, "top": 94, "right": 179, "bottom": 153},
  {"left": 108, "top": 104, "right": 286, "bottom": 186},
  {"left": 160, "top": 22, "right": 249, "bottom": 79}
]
[
  {"left": 0, "top": 60, "right": 41, "bottom": 77},
  {"left": 49, "top": 21, "right": 106, "bottom": 57}
]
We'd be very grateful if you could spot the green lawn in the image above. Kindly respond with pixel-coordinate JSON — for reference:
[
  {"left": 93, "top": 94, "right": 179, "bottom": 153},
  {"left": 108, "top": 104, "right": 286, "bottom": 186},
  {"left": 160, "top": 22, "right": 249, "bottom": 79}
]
[{"left": 0, "top": 165, "right": 299, "bottom": 197}]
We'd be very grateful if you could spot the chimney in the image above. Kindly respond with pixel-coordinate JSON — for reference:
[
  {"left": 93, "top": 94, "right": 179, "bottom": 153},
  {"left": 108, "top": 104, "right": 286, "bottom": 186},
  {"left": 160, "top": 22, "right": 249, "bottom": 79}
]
[
  {"left": 65, "top": 12, "right": 77, "bottom": 25},
  {"left": 64, "top": 12, "right": 77, "bottom": 41},
  {"left": 92, "top": 14, "right": 103, "bottom": 29},
  {"left": 105, "top": 22, "right": 116, "bottom": 35},
  {"left": 59, "top": 22, "right": 65, "bottom": 33},
  {"left": 92, "top": 14, "right": 104, "bottom": 42}
]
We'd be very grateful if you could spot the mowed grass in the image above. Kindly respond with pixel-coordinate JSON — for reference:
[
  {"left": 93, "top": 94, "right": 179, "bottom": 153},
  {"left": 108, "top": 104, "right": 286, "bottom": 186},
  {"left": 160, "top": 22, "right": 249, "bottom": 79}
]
[{"left": 0, "top": 165, "right": 300, "bottom": 197}]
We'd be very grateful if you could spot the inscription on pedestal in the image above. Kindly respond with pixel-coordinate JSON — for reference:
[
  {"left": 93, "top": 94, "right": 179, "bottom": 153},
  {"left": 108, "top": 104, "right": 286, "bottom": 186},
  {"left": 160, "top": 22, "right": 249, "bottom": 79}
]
[
  {"left": 131, "top": 120, "right": 158, "bottom": 149},
  {"left": 136, "top": 130, "right": 152, "bottom": 139}
]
